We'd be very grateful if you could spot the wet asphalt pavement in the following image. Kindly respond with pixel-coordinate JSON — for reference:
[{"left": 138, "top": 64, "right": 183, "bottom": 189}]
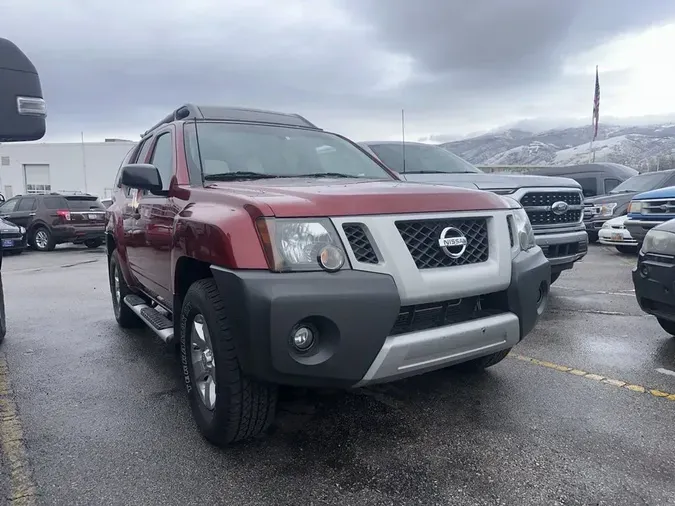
[{"left": 1, "top": 245, "right": 674, "bottom": 506}]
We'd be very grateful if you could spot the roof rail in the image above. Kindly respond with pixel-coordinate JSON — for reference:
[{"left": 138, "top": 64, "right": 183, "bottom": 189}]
[{"left": 140, "top": 104, "right": 321, "bottom": 137}]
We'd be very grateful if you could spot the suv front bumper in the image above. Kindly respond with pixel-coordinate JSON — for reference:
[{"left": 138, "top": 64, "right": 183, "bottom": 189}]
[{"left": 210, "top": 247, "right": 550, "bottom": 388}]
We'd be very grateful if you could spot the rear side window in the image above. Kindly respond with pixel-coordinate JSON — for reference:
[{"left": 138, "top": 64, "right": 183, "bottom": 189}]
[
  {"left": 43, "top": 196, "right": 68, "bottom": 209},
  {"left": 17, "top": 197, "right": 37, "bottom": 211},
  {"left": 574, "top": 177, "right": 598, "bottom": 197},
  {"left": 64, "top": 197, "right": 105, "bottom": 211}
]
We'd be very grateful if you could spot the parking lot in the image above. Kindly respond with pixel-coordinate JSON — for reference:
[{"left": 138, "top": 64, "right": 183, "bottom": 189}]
[{"left": 1, "top": 245, "right": 674, "bottom": 506}]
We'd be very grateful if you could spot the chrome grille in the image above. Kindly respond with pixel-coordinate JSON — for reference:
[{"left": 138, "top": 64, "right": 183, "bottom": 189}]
[
  {"left": 519, "top": 191, "right": 584, "bottom": 226},
  {"left": 395, "top": 218, "right": 489, "bottom": 269},
  {"left": 342, "top": 223, "right": 378, "bottom": 264},
  {"left": 642, "top": 199, "right": 675, "bottom": 215}
]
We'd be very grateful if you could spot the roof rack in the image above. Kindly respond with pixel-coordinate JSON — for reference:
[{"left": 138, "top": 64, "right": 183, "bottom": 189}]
[{"left": 141, "top": 104, "right": 321, "bottom": 138}]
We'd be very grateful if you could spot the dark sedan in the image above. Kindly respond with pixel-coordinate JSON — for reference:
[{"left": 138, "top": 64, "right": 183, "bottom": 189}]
[
  {"left": 633, "top": 218, "right": 675, "bottom": 336},
  {"left": 0, "top": 217, "right": 27, "bottom": 255}
]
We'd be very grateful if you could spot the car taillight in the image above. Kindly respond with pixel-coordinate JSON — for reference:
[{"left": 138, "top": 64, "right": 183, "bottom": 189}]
[{"left": 56, "top": 210, "right": 71, "bottom": 221}]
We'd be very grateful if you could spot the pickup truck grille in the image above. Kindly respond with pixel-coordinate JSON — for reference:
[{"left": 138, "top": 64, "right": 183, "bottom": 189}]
[
  {"left": 342, "top": 223, "right": 379, "bottom": 264},
  {"left": 395, "top": 218, "right": 489, "bottom": 269},
  {"left": 519, "top": 191, "right": 583, "bottom": 226},
  {"left": 641, "top": 199, "right": 675, "bottom": 215}
]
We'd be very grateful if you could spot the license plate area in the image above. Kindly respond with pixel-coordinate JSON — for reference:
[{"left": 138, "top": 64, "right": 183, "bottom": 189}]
[
  {"left": 611, "top": 233, "right": 623, "bottom": 241},
  {"left": 2, "top": 239, "right": 14, "bottom": 248},
  {"left": 88, "top": 214, "right": 99, "bottom": 220}
]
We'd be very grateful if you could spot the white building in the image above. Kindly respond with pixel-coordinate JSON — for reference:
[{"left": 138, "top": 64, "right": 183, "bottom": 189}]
[{"left": 0, "top": 139, "right": 137, "bottom": 200}]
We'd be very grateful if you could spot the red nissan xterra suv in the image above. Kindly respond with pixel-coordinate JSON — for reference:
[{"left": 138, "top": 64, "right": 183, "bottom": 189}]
[{"left": 106, "top": 104, "right": 550, "bottom": 446}]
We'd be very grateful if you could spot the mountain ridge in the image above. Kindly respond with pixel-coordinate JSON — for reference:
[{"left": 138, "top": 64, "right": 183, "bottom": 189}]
[{"left": 439, "top": 123, "right": 675, "bottom": 170}]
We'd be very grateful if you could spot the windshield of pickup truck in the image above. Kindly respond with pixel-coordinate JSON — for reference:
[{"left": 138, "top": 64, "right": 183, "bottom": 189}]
[
  {"left": 366, "top": 143, "right": 483, "bottom": 174},
  {"left": 609, "top": 172, "right": 672, "bottom": 194},
  {"left": 191, "top": 122, "right": 395, "bottom": 180}
]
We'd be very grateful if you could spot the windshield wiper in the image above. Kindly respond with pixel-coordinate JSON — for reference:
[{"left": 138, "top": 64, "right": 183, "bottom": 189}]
[
  {"left": 203, "top": 171, "right": 281, "bottom": 181},
  {"left": 290, "top": 172, "right": 358, "bottom": 178}
]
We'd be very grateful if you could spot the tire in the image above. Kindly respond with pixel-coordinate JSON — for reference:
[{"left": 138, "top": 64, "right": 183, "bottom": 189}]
[
  {"left": 615, "top": 245, "right": 638, "bottom": 255},
  {"left": 31, "top": 226, "right": 55, "bottom": 252},
  {"left": 84, "top": 238, "right": 103, "bottom": 249},
  {"left": 179, "top": 278, "right": 277, "bottom": 446},
  {"left": 550, "top": 272, "right": 561, "bottom": 285},
  {"left": 108, "top": 249, "right": 143, "bottom": 328},
  {"left": 657, "top": 317, "right": 675, "bottom": 337},
  {"left": 454, "top": 348, "right": 511, "bottom": 372}
]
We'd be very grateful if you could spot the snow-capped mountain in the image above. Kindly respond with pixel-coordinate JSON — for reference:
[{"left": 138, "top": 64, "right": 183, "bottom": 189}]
[{"left": 439, "top": 124, "right": 675, "bottom": 169}]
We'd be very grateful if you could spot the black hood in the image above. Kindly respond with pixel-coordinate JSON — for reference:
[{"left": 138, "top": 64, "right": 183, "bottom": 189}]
[
  {"left": 584, "top": 192, "right": 637, "bottom": 206},
  {"left": 0, "top": 217, "right": 20, "bottom": 232}
]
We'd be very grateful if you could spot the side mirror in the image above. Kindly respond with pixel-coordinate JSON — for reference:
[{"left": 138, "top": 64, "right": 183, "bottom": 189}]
[
  {"left": 0, "top": 38, "right": 46, "bottom": 142},
  {"left": 120, "top": 164, "right": 163, "bottom": 194}
]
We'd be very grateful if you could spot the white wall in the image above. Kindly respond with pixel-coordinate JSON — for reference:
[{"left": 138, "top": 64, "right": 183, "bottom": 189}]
[{"left": 0, "top": 141, "right": 137, "bottom": 199}]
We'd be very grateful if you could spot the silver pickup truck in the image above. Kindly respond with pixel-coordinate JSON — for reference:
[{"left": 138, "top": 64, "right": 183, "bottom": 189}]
[{"left": 359, "top": 141, "right": 588, "bottom": 284}]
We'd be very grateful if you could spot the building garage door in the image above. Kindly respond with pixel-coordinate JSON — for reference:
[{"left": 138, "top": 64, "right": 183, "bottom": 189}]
[{"left": 23, "top": 164, "right": 51, "bottom": 194}]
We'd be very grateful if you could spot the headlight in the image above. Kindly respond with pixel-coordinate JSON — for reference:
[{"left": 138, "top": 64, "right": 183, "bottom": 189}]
[
  {"left": 598, "top": 203, "right": 617, "bottom": 217},
  {"left": 628, "top": 200, "right": 643, "bottom": 214},
  {"left": 19, "top": 226, "right": 26, "bottom": 235},
  {"left": 511, "top": 207, "right": 536, "bottom": 251},
  {"left": 255, "top": 217, "right": 348, "bottom": 272},
  {"left": 641, "top": 229, "right": 675, "bottom": 256}
]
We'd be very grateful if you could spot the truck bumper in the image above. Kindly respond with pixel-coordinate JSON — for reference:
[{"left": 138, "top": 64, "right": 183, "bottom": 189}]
[
  {"left": 210, "top": 247, "right": 550, "bottom": 388},
  {"left": 534, "top": 228, "right": 588, "bottom": 275},
  {"left": 632, "top": 252, "right": 675, "bottom": 322},
  {"left": 625, "top": 219, "right": 661, "bottom": 244}
]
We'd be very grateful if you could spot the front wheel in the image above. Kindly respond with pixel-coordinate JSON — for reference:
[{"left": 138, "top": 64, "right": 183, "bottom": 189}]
[
  {"left": 180, "top": 278, "right": 277, "bottom": 446},
  {"left": 31, "top": 227, "right": 55, "bottom": 251},
  {"left": 657, "top": 317, "right": 675, "bottom": 337},
  {"left": 108, "top": 250, "right": 143, "bottom": 328},
  {"left": 454, "top": 348, "right": 512, "bottom": 372}
]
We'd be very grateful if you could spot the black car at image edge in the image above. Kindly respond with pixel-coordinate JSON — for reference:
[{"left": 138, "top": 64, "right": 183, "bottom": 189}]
[
  {"left": 0, "top": 216, "right": 27, "bottom": 254},
  {"left": 633, "top": 218, "right": 675, "bottom": 337},
  {"left": 0, "top": 192, "right": 106, "bottom": 251}
]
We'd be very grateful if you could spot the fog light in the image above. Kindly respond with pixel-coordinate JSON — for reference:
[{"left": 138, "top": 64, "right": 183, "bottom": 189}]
[
  {"left": 317, "top": 245, "right": 345, "bottom": 272},
  {"left": 640, "top": 264, "right": 649, "bottom": 277},
  {"left": 291, "top": 325, "right": 315, "bottom": 351}
]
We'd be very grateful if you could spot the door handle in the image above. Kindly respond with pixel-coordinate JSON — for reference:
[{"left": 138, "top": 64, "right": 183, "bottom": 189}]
[{"left": 29, "top": 213, "right": 36, "bottom": 216}]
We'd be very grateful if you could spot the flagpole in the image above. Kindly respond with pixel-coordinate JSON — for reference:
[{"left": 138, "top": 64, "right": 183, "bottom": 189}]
[{"left": 589, "top": 65, "right": 599, "bottom": 163}]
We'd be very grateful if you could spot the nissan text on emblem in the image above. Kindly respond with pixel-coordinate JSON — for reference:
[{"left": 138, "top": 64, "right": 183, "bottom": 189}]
[
  {"left": 438, "top": 227, "right": 468, "bottom": 258},
  {"left": 551, "top": 201, "right": 569, "bottom": 216}
]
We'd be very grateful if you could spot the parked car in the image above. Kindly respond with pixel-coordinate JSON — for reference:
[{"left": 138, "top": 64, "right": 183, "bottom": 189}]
[
  {"left": 625, "top": 186, "right": 675, "bottom": 246},
  {"left": 583, "top": 169, "right": 675, "bottom": 242},
  {"left": 0, "top": 36, "right": 48, "bottom": 343},
  {"left": 107, "top": 104, "right": 550, "bottom": 446},
  {"left": 0, "top": 217, "right": 27, "bottom": 255},
  {"left": 358, "top": 141, "right": 586, "bottom": 284},
  {"left": 0, "top": 192, "right": 106, "bottom": 251},
  {"left": 527, "top": 163, "right": 638, "bottom": 198},
  {"left": 632, "top": 218, "right": 675, "bottom": 337},
  {"left": 597, "top": 216, "right": 638, "bottom": 254}
]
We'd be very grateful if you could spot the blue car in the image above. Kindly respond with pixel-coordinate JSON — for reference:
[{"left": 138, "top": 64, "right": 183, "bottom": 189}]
[{"left": 625, "top": 185, "right": 675, "bottom": 245}]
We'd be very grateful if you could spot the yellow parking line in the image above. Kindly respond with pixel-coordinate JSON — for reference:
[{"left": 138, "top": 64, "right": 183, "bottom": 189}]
[
  {"left": 508, "top": 353, "right": 675, "bottom": 402},
  {"left": 0, "top": 355, "right": 38, "bottom": 505}
]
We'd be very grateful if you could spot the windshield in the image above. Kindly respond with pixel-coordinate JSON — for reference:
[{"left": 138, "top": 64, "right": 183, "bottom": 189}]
[
  {"left": 191, "top": 122, "right": 394, "bottom": 180},
  {"left": 609, "top": 172, "right": 671, "bottom": 194},
  {"left": 366, "top": 143, "right": 483, "bottom": 174}
]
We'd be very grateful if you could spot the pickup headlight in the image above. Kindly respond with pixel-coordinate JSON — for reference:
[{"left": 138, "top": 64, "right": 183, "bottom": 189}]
[
  {"left": 255, "top": 217, "right": 348, "bottom": 272},
  {"left": 597, "top": 203, "right": 617, "bottom": 217},
  {"left": 512, "top": 207, "right": 537, "bottom": 251},
  {"left": 628, "top": 200, "right": 643, "bottom": 214},
  {"left": 641, "top": 229, "right": 675, "bottom": 256}
]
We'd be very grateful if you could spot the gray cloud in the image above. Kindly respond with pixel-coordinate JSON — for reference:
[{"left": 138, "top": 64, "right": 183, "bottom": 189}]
[{"left": 2, "top": 0, "right": 674, "bottom": 141}]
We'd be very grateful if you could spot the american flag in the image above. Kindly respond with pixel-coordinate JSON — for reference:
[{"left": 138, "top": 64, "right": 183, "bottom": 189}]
[{"left": 592, "top": 65, "right": 600, "bottom": 140}]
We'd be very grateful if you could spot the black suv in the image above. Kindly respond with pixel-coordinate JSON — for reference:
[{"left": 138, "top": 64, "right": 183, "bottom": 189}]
[{"left": 0, "top": 193, "right": 106, "bottom": 251}]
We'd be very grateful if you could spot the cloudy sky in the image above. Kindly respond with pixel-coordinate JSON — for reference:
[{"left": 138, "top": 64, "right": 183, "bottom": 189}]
[{"left": 4, "top": 0, "right": 675, "bottom": 143}]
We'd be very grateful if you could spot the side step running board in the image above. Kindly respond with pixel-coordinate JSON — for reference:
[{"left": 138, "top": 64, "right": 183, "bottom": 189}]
[{"left": 124, "top": 295, "right": 174, "bottom": 342}]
